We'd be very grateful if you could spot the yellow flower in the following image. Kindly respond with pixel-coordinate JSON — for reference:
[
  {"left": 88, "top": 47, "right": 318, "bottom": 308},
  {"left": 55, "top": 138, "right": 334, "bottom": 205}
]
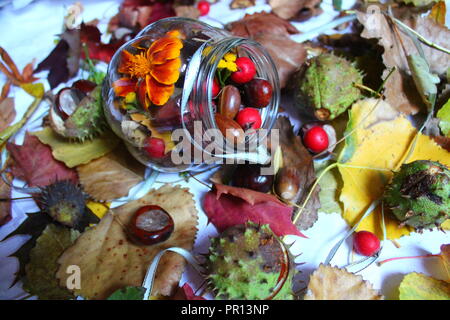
[{"left": 217, "top": 52, "right": 237, "bottom": 72}]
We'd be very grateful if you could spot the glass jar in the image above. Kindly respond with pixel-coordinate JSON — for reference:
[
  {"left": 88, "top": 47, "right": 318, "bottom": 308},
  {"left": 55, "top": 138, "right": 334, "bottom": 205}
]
[{"left": 102, "top": 17, "right": 280, "bottom": 173}]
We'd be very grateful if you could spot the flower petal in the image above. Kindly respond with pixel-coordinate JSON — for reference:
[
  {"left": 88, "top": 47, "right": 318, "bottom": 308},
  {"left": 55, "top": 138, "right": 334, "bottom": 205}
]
[
  {"left": 151, "top": 41, "right": 183, "bottom": 65},
  {"left": 118, "top": 50, "right": 136, "bottom": 74},
  {"left": 146, "top": 75, "right": 174, "bottom": 106},
  {"left": 148, "top": 37, "right": 182, "bottom": 59},
  {"left": 112, "top": 77, "right": 137, "bottom": 97},
  {"left": 150, "top": 58, "right": 181, "bottom": 85}
]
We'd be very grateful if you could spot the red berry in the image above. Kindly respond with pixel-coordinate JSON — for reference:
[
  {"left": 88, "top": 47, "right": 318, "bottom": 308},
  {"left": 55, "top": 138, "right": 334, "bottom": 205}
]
[
  {"left": 144, "top": 137, "right": 166, "bottom": 158},
  {"left": 230, "top": 57, "right": 256, "bottom": 84},
  {"left": 303, "top": 126, "right": 329, "bottom": 153},
  {"left": 236, "top": 108, "right": 262, "bottom": 130},
  {"left": 197, "top": 1, "right": 210, "bottom": 16},
  {"left": 211, "top": 77, "right": 220, "bottom": 98},
  {"left": 353, "top": 231, "right": 380, "bottom": 256}
]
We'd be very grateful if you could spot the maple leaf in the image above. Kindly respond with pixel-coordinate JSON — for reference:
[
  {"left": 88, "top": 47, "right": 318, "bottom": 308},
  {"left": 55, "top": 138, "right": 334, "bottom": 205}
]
[
  {"left": 399, "top": 272, "right": 450, "bottom": 300},
  {"left": 337, "top": 98, "right": 450, "bottom": 239},
  {"left": 274, "top": 117, "right": 320, "bottom": 230},
  {"left": 203, "top": 183, "right": 304, "bottom": 238},
  {"left": 77, "top": 144, "right": 145, "bottom": 201},
  {"left": 56, "top": 184, "right": 198, "bottom": 299},
  {"left": 304, "top": 264, "right": 383, "bottom": 300},
  {"left": 32, "top": 127, "right": 120, "bottom": 168},
  {"left": 356, "top": 8, "right": 450, "bottom": 115},
  {"left": 23, "top": 224, "right": 79, "bottom": 300},
  {"left": 6, "top": 133, "right": 78, "bottom": 187}
]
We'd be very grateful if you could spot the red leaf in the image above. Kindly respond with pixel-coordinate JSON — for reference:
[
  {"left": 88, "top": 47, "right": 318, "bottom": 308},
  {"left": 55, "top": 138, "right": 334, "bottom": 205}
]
[
  {"left": 180, "top": 283, "right": 206, "bottom": 300},
  {"left": 6, "top": 133, "right": 78, "bottom": 187},
  {"left": 203, "top": 184, "right": 305, "bottom": 238}
]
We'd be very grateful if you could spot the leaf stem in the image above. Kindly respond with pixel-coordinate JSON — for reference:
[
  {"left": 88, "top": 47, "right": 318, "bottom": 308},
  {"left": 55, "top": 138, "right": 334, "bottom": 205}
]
[{"left": 377, "top": 254, "right": 440, "bottom": 266}]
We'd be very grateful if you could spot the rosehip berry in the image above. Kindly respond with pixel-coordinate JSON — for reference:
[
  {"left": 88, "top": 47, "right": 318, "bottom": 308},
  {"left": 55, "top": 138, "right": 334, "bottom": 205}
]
[
  {"left": 236, "top": 108, "right": 262, "bottom": 130},
  {"left": 197, "top": 1, "right": 210, "bottom": 16},
  {"left": 211, "top": 77, "right": 220, "bottom": 98},
  {"left": 303, "top": 126, "right": 329, "bottom": 153},
  {"left": 353, "top": 231, "right": 380, "bottom": 256},
  {"left": 144, "top": 137, "right": 165, "bottom": 158},
  {"left": 230, "top": 57, "right": 256, "bottom": 84}
]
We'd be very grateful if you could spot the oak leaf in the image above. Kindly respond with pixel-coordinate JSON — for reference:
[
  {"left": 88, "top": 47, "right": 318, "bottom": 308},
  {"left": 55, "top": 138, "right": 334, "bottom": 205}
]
[{"left": 56, "top": 184, "right": 198, "bottom": 299}]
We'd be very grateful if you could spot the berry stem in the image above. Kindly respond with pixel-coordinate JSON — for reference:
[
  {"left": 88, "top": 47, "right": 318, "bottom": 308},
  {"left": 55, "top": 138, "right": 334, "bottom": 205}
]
[{"left": 377, "top": 254, "right": 440, "bottom": 266}]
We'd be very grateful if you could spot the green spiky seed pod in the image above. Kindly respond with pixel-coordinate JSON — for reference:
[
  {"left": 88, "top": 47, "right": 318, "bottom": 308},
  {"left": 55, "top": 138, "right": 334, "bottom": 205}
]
[
  {"left": 50, "top": 86, "right": 106, "bottom": 141},
  {"left": 294, "top": 53, "right": 363, "bottom": 121},
  {"left": 383, "top": 160, "right": 450, "bottom": 230},
  {"left": 205, "top": 223, "right": 295, "bottom": 300},
  {"left": 38, "top": 180, "right": 91, "bottom": 231}
]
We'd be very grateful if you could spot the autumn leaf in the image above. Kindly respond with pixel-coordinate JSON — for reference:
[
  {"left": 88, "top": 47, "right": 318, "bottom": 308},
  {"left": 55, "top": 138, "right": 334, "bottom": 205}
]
[
  {"left": 2, "top": 212, "right": 53, "bottom": 286},
  {"left": 56, "top": 184, "right": 198, "bottom": 299},
  {"left": 437, "top": 98, "right": 450, "bottom": 136},
  {"left": 269, "top": 0, "right": 322, "bottom": 21},
  {"left": 399, "top": 272, "right": 450, "bottom": 300},
  {"left": 230, "top": 0, "right": 255, "bottom": 9},
  {"left": 23, "top": 224, "right": 79, "bottom": 300},
  {"left": 203, "top": 183, "right": 304, "bottom": 238},
  {"left": 86, "top": 200, "right": 110, "bottom": 219},
  {"left": 440, "top": 244, "right": 450, "bottom": 280},
  {"left": 0, "top": 174, "right": 12, "bottom": 226},
  {"left": 77, "top": 144, "right": 145, "bottom": 201},
  {"left": 357, "top": 8, "right": 450, "bottom": 114},
  {"left": 34, "top": 29, "right": 81, "bottom": 89},
  {"left": 176, "top": 283, "right": 206, "bottom": 300},
  {"left": 107, "top": 286, "right": 145, "bottom": 300},
  {"left": 6, "top": 133, "right": 78, "bottom": 187},
  {"left": 304, "top": 264, "right": 383, "bottom": 300},
  {"left": 0, "top": 98, "right": 16, "bottom": 132},
  {"left": 428, "top": 1, "right": 446, "bottom": 25},
  {"left": 32, "top": 127, "right": 120, "bottom": 168},
  {"left": 315, "top": 161, "right": 342, "bottom": 215},
  {"left": 337, "top": 98, "right": 450, "bottom": 239}
]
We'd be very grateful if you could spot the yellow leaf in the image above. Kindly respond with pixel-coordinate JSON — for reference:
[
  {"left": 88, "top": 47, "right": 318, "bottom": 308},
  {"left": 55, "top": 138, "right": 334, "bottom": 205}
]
[
  {"left": 338, "top": 99, "right": 450, "bottom": 239},
  {"left": 399, "top": 273, "right": 450, "bottom": 300},
  {"left": 32, "top": 127, "right": 120, "bottom": 168},
  {"left": 429, "top": 1, "right": 446, "bottom": 26},
  {"left": 86, "top": 201, "right": 110, "bottom": 219},
  {"left": 20, "top": 83, "right": 45, "bottom": 98}
]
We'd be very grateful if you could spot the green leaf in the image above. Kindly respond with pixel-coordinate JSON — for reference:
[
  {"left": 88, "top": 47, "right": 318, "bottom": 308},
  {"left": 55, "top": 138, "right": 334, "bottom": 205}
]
[
  {"left": 3, "top": 212, "right": 53, "bottom": 286},
  {"left": 107, "top": 286, "right": 146, "bottom": 300},
  {"left": 399, "top": 272, "right": 450, "bottom": 300},
  {"left": 407, "top": 54, "right": 440, "bottom": 109},
  {"left": 20, "top": 83, "right": 45, "bottom": 98},
  {"left": 23, "top": 224, "right": 80, "bottom": 300},
  {"left": 437, "top": 99, "right": 450, "bottom": 137},
  {"left": 315, "top": 161, "right": 343, "bottom": 214}
]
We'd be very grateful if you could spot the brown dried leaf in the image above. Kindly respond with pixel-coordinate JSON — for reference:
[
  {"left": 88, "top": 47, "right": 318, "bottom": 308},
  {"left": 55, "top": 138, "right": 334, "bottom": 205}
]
[
  {"left": 230, "top": 0, "right": 255, "bottom": 9},
  {"left": 0, "top": 174, "right": 12, "bottom": 226},
  {"left": 0, "top": 97, "right": 16, "bottom": 132},
  {"left": 227, "top": 12, "right": 299, "bottom": 38},
  {"left": 269, "top": 0, "right": 322, "bottom": 21},
  {"left": 76, "top": 143, "right": 145, "bottom": 201},
  {"left": 56, "top": 184, "right": 198, "bottom": 299},
  {"left": 357, "top": 8, "right": 450, "bottom": 114},
  {"left": 305, "top": 264, "right": 384, "bottom": 300},
  {"left": 174, "top": 5, "right": 200, "bottom": 19},
  {"left": 273, "top": 117, "right": 320, "bottom": 230}
]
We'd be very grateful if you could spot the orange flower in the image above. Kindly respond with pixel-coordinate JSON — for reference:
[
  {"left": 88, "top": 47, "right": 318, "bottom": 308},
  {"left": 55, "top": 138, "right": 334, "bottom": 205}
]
[{"left": 113, "top": 31, "right": 183, "bottom": 108}]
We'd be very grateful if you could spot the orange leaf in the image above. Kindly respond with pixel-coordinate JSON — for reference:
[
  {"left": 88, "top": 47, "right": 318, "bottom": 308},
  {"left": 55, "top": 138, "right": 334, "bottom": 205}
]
[{"left": 429, "top": 1, "right": 446, "bottom": 26}]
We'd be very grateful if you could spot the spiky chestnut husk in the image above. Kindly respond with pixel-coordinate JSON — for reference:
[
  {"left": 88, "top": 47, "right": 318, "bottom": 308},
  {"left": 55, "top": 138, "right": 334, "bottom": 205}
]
[
  {"left": 294, "top": 53, "right": 363, "bottom": 121},
  {"left": 383, "top": 160, "right": 450, "bottom": 230},
  {"left": 50, "top": 85, "right": 106, "bottom": 141},
  {"left": 204, "top": 223, "right": 295, "bottom": 300},
  {"left": 37, "top": 180, "right": 87, "bottom": 230}
]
